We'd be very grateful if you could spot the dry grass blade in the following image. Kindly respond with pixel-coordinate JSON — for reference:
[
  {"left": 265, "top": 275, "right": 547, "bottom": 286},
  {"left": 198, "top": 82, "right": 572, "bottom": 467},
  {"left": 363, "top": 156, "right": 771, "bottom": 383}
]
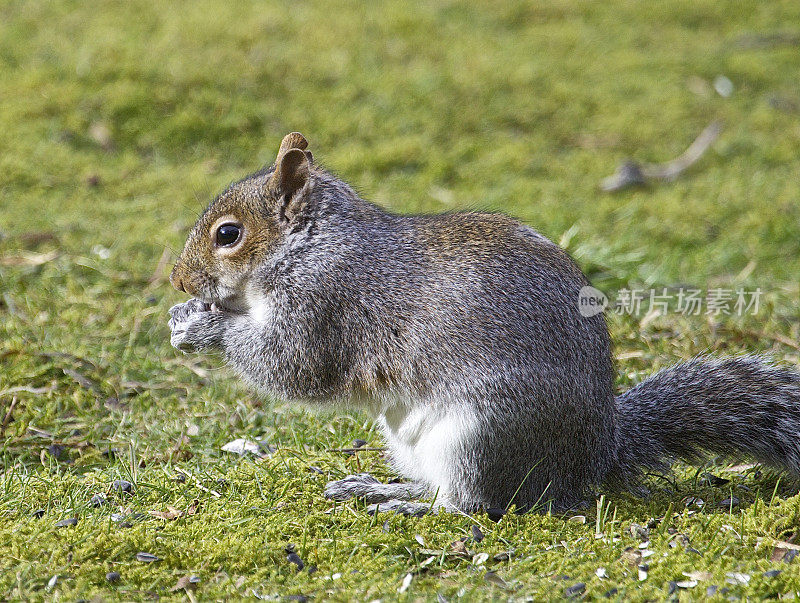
[
  {"left": 601, "top": 121, "right": 723, "bottom": 191},
  {"left": 0, "top": 250, "right": 59, "bottom": 267},
  {"left": 1, "top": 396, "right": 18, "bottom": 438},
  {"left": 147, "top": 247, "right": 173, "bottom": 285}
]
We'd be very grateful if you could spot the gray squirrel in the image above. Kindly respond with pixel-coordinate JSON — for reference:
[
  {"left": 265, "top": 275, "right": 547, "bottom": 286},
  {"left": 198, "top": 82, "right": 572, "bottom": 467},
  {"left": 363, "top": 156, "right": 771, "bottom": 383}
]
[{"left": 168, "top": 132, "right": 800, "bottom": 516}]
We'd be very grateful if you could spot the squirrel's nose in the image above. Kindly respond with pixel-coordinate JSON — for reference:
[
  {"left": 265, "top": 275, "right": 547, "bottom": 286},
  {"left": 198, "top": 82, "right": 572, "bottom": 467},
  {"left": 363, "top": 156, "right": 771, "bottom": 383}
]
[{"left": 170, "top": 272, "right": 186, "bottom": 293}]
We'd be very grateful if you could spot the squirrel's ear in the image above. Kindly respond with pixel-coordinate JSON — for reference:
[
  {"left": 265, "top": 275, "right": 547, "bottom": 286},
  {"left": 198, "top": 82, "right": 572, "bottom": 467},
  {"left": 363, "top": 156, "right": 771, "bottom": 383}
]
[
  {"left": 277, "top": 132, "right": 308, "bottom": 157},
  {"left": 272, "top": 147, "right": 311, "bottom": 225}
]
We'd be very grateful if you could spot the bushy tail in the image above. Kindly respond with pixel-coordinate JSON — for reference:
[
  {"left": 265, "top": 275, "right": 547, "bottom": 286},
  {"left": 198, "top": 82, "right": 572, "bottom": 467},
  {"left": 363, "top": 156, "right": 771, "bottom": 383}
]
[{"left": 610, "top": 356, "right": 800, "bottom": 485}]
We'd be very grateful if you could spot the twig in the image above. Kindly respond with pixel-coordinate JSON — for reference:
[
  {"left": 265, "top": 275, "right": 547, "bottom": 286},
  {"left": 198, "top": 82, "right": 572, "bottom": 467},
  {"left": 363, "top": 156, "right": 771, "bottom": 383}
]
[
  {"left": 177, "top": 469, "right": 221, "bottom": 498},
  {"left": 147, "top": 246, "right": 172, "bottom": 285},
  {"left": 1, "top": 396, "right": 18, "bottom": 438},
  {"left": 63, "top": 368, "right": 102, "bottom": 393},
  {"left": 327, "top": 447, "right": 386, "bottom": 453},
  {"left": 742, "top": 329, "right": 800, "bottom": 353},
  {"left": 601, "top": 120, "right": 723, "bottom": 192},
  {"left": 27, "top": 426, "right": 54, "bottom": 439},
  {"left": 0, "top": 385, "right": 55, "bottom": 397}
]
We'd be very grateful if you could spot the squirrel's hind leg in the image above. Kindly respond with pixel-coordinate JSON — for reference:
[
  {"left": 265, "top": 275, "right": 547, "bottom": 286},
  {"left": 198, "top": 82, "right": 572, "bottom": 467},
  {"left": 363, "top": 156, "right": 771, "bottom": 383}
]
[{"left": 324, "top": 473, "right": 429, "bottom": 504}]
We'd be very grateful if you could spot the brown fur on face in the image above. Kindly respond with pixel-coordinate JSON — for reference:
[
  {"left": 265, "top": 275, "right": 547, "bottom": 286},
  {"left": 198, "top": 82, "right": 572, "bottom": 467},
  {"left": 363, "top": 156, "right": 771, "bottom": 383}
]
[{"left": 170, "top": 133, "right": 312, "bottom": 310}]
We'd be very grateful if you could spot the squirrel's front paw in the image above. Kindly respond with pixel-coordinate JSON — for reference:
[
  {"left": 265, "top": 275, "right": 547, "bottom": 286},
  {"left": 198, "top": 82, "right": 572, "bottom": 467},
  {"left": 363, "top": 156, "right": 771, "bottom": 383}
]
[
  {"left": 168, "top": 298, "right": 207, "bottom": 329},
  {"left": 168, "top": 300, "right": 227, "bottom": 353}
]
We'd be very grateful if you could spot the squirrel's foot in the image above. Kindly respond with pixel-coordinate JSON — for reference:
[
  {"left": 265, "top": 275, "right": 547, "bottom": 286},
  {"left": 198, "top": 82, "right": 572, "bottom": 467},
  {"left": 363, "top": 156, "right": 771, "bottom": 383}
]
[
  {"left": 367, "top": 499, "right": 435, "bottom": 517},
  {"left": 324, "top": 473, "right": 381, "bottom": 501},
  {"left": 324, "top": 474, "right": 429, "bottom": 504}
]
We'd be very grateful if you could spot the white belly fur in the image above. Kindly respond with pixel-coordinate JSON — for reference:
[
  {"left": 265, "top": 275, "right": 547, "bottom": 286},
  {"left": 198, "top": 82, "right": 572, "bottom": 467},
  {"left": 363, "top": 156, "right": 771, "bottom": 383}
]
[{"left": 376, "top": 401, "right": 479, "bottom": 502}]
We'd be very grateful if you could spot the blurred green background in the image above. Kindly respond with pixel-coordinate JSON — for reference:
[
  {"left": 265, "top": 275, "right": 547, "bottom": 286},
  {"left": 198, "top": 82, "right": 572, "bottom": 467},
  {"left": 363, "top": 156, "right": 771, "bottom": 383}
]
[{"left": 2, "top": 1, "right": 800, "bottom": 600}]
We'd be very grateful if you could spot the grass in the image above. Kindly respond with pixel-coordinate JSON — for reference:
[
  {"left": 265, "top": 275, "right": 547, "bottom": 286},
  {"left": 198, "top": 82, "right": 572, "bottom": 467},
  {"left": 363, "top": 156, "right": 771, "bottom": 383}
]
[{"left": 2, "top": 0, "right": 800, "bottom": 599}]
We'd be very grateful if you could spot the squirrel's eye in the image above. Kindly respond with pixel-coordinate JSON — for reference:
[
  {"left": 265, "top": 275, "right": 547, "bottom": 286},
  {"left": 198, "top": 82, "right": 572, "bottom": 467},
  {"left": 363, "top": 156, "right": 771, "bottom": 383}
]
[{"left": 215, "top": 223, "right": 241, "bottom": 247}]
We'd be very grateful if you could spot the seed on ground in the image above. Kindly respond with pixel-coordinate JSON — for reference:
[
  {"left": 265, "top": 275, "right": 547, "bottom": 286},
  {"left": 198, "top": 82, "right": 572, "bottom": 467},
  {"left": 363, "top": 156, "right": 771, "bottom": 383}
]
[
  {"left": 287, "top": 552, "right": 304, "bottom": 570},
  {"left": 55, "top": 517, "right": 78, "bottom": 528},
  {"left": 112, "top": 479, "right": 134, "bottom": 493}
]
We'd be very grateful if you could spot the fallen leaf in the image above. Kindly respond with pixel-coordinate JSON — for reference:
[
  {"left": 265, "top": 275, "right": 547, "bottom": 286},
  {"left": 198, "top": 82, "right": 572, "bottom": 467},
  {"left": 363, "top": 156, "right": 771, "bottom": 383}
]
[
  {"left": 484, "top": 571, "right": 508, "bottom": 588},
  {"left": 620, "top": 547, "right": 642, "bottom": 567},
  {"left": 149, "top": 506, "right": 184, "bottom": 521},
  {"left": 683, "top": 570, "right": 713, "bottom": 581},
  {"left": 725, "top": 572, "right": 750, "bottom": 585},
  {"left": 89, "top": 121, "right": 114, "bottom": 150},
  {"left": 714, "top": 75, "right": 734, "bottom": 98},
  {"left": 19, "top": 231, "right": 58, "bottom": 247},
  {"left": 221, "top": 438, "right": 260, "bottom": 455},
  {"left": 398, "top": 572, "right": 412, "bottom": 593},
  {"left": 0, "top": 250, "right": 59, "bottom": 267},
  {"left": 771, "top": 545, "right": 799, "bottom": 563},
  {"left": 722, "top": 463, "right": 757, "bottom": 473},
  {"left": 170, "top": 576, "right": 193, "bottom": 592}
]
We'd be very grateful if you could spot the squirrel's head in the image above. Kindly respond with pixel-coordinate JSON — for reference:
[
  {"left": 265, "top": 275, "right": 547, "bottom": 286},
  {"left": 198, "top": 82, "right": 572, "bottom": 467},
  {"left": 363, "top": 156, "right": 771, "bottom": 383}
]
[{"left": 170, "top": 132, "right": 315, "bottom": 313}]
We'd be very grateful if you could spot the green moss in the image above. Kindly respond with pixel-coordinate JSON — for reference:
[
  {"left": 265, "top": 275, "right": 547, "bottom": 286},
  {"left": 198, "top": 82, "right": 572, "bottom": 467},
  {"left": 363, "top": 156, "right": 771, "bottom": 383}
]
[{"left": 2, "top": 0, "right": 800, "bottom": 599}]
